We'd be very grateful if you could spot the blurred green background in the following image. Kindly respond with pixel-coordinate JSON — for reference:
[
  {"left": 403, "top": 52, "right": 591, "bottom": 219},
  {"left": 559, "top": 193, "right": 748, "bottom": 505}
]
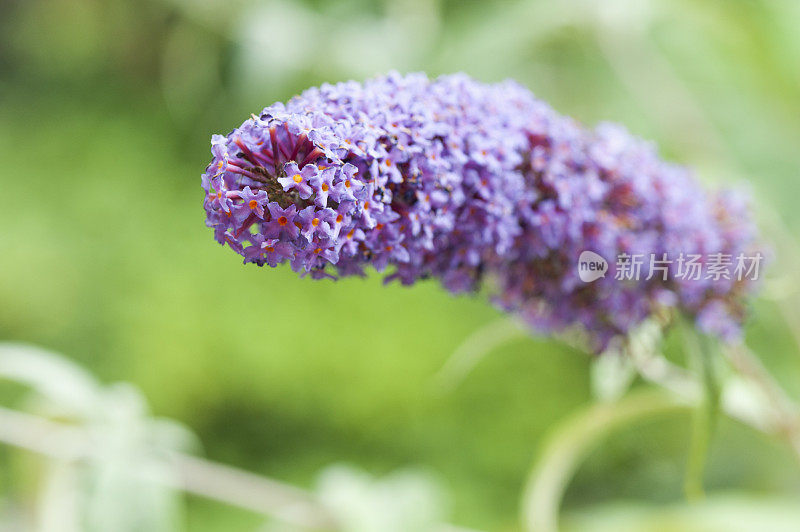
[{"left": 1, "top": 0, "right": 799, "bottom": 530}]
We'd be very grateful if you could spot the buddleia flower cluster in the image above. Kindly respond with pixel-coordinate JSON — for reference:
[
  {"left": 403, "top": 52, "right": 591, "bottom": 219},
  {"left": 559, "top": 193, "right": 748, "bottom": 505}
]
[{"left": 202, "top": 72, "right": 759, "bottom": 350}]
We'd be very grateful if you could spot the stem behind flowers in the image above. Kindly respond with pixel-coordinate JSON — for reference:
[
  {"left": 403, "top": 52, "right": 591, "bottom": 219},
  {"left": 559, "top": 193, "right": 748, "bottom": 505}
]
[
  {"left": 682, "top": 325, "right": 721, "bottom": 502},
  {"left": 521, "top": 390, "right": 691, "bottom": 532},
  {"left": 513, "top": 319, "right": 800, "bottom": 532}
]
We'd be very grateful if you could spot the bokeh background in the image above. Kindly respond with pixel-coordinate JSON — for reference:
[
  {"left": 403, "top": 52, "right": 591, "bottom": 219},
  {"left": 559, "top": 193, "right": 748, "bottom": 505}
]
[{"left": 1, "top": 0, "right": 799, "bottom": 530}]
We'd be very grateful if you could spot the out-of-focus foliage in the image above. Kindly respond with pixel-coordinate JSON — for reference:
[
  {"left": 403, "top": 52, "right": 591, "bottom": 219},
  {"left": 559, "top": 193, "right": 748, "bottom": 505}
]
[
  {"left": 563, "top": 494, "right": 800, "bottom": 532},
  {"left": 1, "top": 0, "right": 799, "bottom": 530},
  {"left": 0, "top": 344, "right": 452, "bottom": 532},
  {"left": 308, "top": 466, "right": 446, "bottom": 532},
  {"left": 0, "top": 344, "right": 194, "bottom": 531}
]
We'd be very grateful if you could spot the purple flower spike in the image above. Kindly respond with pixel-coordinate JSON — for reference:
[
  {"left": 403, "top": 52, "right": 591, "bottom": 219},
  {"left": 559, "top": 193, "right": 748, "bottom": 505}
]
[{"left": 201, "top": 72, "right": 761, "bottom": 351}]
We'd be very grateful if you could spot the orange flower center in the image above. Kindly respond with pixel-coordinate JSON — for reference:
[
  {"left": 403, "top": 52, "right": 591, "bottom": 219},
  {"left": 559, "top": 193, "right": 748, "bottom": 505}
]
[
  {"left": 249, "top": 200, "right": 258, "bottom": 209},
  {"left": 265, "top": 246, "right": 274, "bottom": 252},
  {"left": 293, "top": 174, "right": 302, "bottom": 183},
  {"left": 311, "top": 218, "right": 320, "bottom": 227},
  {"left": 336, "top": 214, "right": 343, "bottom": 223},
  {"left": 278, "top": 216, "right": 288, "bottom": 226},
  {"left": 321, "top": 183, "right": 329, "bottom": 192}
]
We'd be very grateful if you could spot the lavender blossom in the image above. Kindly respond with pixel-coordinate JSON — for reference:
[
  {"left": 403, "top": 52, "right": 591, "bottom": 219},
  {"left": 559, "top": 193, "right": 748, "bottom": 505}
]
[{"left": 201, "top": 72, "right": 759, "bottom": 350}]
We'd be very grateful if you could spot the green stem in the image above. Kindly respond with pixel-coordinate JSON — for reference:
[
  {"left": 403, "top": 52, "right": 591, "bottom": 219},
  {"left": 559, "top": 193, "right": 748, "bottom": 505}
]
[
  {"left": 521, "top": 390, "right": 692, "bottom": 532},
  {"left": 683, "top": 327, "right": 720, "bottom": 501}
]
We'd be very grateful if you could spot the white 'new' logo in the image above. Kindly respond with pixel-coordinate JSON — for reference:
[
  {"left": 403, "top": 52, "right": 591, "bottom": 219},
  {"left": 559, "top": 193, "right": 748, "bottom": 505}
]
[{"left": 577, "top": 251, "right": 608, "bottom": 283}]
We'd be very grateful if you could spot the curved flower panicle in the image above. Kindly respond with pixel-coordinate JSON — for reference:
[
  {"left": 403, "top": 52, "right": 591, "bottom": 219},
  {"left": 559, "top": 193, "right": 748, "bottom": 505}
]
[{"left": 201, "top": 72, "right": 760, "bottom": 350}]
